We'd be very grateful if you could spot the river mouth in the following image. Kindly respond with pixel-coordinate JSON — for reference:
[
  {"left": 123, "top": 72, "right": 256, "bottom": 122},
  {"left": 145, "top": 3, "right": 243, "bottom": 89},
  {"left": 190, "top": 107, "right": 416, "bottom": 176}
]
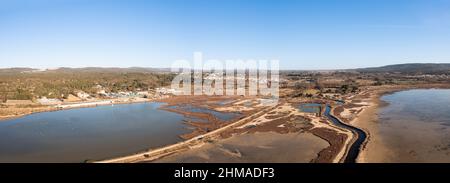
[{"left": 0, "top": 101, "right": 240, "bottom": 163}]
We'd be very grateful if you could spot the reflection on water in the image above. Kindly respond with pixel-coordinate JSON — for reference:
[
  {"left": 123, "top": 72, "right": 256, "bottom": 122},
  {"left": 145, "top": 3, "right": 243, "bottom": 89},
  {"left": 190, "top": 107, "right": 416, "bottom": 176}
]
[
  {"left": 217, "top": 99, "right": 234, "bottom": 106},
  {"left": 299, "top": 103, "right": 322, "bottom": 113},
  {"left": 0, "top": 102, "right": 191, "bottom": 162},
  {"left": 169, "top": 104, "right": 241, "bottom": 121},
  {"left": 379, "top": 89, "right": 450, "bottom": 162}
]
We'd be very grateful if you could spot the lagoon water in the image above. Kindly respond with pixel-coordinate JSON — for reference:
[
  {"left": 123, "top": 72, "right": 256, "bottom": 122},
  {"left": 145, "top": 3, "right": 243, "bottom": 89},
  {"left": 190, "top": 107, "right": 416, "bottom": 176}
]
[
  {"left": 170, "top": 104, "right": 241, "bottom": 121},
  {"left": 0, "top": 102, "right": 191, "bottom": 162},
  {"left": 378, "top": 89, "right": 450, "bottom": 162},
  {"left": 299, "top": 103, "right": 322, "bottom": 113}
]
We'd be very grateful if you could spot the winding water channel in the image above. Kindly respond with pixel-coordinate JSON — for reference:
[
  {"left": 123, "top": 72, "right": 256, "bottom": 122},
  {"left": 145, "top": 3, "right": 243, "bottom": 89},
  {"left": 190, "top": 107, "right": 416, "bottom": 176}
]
[{"left": 324, "top": 105, "right": 367, "bottom": 163}]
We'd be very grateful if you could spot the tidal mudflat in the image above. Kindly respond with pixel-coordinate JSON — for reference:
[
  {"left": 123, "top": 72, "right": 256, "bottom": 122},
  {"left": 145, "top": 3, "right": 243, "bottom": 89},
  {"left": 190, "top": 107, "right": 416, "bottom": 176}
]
[
  {"left": 375, "top": 89, "right": 450, "bottom": 162},
  {"left": 153, "top": 132, "right": 328, "bottom": 163}
]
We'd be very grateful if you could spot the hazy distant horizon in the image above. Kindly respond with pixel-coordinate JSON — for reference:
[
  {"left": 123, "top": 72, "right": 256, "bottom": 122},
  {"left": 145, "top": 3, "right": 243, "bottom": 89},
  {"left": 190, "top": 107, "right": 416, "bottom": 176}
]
[{"left": 1, "top": 62, "right": 449, "bottom": 71}]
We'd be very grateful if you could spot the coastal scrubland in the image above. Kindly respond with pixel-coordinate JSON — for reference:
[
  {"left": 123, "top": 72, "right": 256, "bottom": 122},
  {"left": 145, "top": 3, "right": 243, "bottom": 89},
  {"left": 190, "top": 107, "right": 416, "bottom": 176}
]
[{"left": 1, "top": 64, "right": 450, "bottom": 163}]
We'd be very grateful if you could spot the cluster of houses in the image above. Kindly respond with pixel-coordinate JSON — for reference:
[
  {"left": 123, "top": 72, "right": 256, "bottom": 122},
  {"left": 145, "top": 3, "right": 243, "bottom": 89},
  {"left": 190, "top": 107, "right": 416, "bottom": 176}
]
[{"left": 204, "top": 73, "right": 280, "bottom": 84}]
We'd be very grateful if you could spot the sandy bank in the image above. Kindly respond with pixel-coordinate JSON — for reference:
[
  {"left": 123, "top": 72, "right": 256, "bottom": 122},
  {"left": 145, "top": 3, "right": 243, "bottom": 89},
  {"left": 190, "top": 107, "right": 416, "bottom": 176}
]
[{"left": 351, "top": 84, "right": 450, "bottom": 162}]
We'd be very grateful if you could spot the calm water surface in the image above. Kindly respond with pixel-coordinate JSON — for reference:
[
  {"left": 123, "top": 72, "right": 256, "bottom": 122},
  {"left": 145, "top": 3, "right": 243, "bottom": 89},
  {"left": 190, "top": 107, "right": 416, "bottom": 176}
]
[
  {"left": 0, "top": 102, "right": 191, "bottom": 162},
  {"left": 299, "top": 103, "right": 322, "bottom": 113},
  {"left": 379, "top": 89, "right": 450, "bottom": 162}
]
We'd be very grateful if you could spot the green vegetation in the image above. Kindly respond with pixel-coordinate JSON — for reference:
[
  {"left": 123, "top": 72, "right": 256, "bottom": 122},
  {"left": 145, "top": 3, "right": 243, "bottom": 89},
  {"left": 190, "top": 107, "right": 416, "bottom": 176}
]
[{"left": 0, "top": 68, "right": 175, "bottom": 100}]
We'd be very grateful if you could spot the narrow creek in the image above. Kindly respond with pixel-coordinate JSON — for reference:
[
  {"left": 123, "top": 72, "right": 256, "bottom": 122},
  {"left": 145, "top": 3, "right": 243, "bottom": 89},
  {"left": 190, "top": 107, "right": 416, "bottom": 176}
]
[{"left": 324, "top": 105, "right": 367, "bottom": 163}]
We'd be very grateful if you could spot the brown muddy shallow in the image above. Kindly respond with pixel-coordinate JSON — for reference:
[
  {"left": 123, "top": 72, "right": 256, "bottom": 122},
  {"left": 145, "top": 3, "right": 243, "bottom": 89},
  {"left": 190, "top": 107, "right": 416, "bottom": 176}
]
[
  {"left": 146, "top": 99, "right": 349, "bottom": 163},
  {"left": 152, "top": 132, "right": 329, "bottom": 163},
  {"left": 157, "top": 96, "right": 260, "bottom": 140},
  {"left": 375, "top": 89, "right": 450, "bottom": 162}
]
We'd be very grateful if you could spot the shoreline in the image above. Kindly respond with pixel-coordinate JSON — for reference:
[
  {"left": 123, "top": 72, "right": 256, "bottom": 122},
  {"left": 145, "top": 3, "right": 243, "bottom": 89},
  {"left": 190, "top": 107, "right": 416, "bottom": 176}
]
[
  {"left": 3, "top": 83, "right": 449, "bottom": 163},
  {"left": 0, "top": 98, "right": 156, "bottom": 121},
  {"left": 351, "top": 84, "right": 450, "bottom": 163}
]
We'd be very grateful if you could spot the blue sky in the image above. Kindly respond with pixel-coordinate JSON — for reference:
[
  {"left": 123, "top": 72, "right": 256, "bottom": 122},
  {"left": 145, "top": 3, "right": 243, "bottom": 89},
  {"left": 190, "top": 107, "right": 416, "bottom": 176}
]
[{"left": 1, "top": 0, "right": 450, "bottom": 70}]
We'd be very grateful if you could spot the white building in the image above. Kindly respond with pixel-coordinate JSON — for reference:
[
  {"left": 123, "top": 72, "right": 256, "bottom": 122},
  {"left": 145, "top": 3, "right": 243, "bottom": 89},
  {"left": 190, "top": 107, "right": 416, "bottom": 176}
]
[
  {"left": 37, "top": 97, "right": 62, "bottom": 105},
  {"left": 76, "top": 91, "right": 90, "bottom": 99}
]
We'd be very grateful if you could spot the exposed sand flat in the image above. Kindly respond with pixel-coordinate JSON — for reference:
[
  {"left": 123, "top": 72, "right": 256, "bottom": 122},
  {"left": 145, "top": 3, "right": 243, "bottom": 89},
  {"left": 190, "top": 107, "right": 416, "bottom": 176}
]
[
  {"left": 233, "top": 99, "right": 252, "bottom": 105},
  {"left": 215, "top": 105, "right": 254, "bottom": 112},
  {"left": 0, "top": 106, "right": 54, "bottom": 121},
  {"left": 237, "top": 104, "right": 295, "bottom": 128},
  {"left": 351, "top": 92, "right": 392, "bottom": 163},
  {"left": 340, "top": 108, "right": 353, "bottom": 118},
  {"left": 153, "top": 132, "right": 329, "bottom": 163},
  {"left": 376, "top": 117, "right": 450, "bottom": 162},
  {"left": 353, "top": 101, "right": 370, "bottom": 105},
  {"left": 337, "top": 86, "right": 395, "bottom": 162}
]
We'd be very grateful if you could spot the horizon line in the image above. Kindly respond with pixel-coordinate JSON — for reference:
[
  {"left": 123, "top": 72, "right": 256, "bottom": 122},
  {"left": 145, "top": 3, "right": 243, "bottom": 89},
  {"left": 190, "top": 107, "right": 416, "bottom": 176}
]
[{"left": 1, "top": 62, "right": 449, "bottom": 71}]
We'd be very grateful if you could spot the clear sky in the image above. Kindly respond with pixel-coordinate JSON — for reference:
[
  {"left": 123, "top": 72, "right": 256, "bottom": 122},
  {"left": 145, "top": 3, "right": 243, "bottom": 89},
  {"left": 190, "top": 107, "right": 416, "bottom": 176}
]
[{"left": 1, "top": 0, "right": 450, "bottom": 70}]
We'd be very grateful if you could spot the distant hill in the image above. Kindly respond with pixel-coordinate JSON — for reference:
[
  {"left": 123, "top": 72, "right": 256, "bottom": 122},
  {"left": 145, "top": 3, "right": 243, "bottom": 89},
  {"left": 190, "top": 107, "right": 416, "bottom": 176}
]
[
  {"left": 0, "top": 67, "right": 36, "bottom": 74},
  {"left": 1, "top": 64, "right": 449, "bottom": 75},
  {"left": 47, "top": 67, "right": 171, "bottom": 73},
  {"left": 0, "top": 67, "right": 172, "bottom": 75},
  {"left": 354, "top": 63, "right": 450, "bottom": 74}
]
